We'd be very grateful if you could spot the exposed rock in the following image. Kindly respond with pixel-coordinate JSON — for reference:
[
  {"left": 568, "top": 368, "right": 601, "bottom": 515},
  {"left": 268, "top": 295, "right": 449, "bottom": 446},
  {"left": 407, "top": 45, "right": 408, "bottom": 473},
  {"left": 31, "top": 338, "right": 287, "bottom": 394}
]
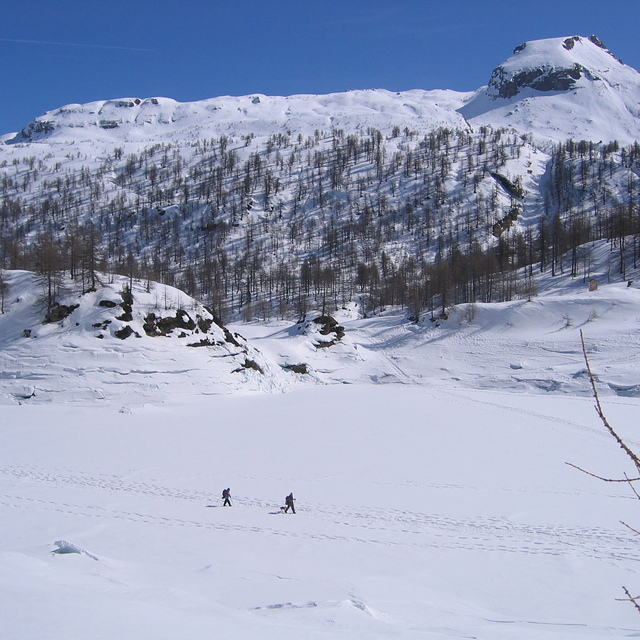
[
  {"left": 114, "top": 325, "right": 137, "bottom": 339},
  {"left": 19, "top": 119, "right": 55, "bottom": 141},
  {"left": 489, "top": 172, "right": 525, "bottom": 199},
  {"left": 203, "top": 306, "right": 225, "bottom": 328},
  {"left": 98, "top": 300, "right": 118, "bottom": 308},
  {"left": 563, "top": 36, "right": 580, "bottom": 51},
  {"left": 492, "top": 205, "right": 521, "bottom": 237},
  {"left": 44, "top": 303, "right": 79, "bottom": 323},
  {"left": 142, "top": 313, "right": 158, "bottom": 336},
  {"left": 588, "top": 35, "right": 605, "bottom": 49},
  {"left": 489, "top": 63, "right": 584, "bottom": 99},
  {"left": 315, "top": 339, "right": 337, "bottom": 349},
  {"left": 143, "top": 310, "right": 196, "bottom": 336},
  {"left": 587, "top": 35, "right": 622, "bottom": 62},
  {"left": 186, "top": 338, "right": 221, "bottom": 347},
  {"left": 233, "top": 359, "right": 264, "bottom": 374},
  {"left": 223, "top": 327, "right": 242, "bottom": 348},
  {"left": 313, "top": 315, "right": 345, "bottom": 340},
  {"left": 197, "top": 316, "right": 213, "bottom": 333},
  {"left": 282, "top": 363, "right": 308, "bottom": 374},
  {"left": 117, "top": 288, "right": 134, "bottom": 322}
]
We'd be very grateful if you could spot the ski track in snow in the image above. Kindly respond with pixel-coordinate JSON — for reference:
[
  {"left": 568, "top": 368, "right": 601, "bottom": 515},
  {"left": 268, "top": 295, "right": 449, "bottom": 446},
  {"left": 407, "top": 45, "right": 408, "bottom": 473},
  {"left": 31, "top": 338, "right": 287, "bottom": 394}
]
[{"left": 2, "top": 464, "right": 637, "bottom": 564}]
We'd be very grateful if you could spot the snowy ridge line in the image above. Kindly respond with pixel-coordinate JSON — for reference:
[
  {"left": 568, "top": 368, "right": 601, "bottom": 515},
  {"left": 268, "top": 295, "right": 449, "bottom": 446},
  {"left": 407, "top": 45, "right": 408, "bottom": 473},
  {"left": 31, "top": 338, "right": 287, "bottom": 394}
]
[{"left": 9, "top": 36, "right": 640, "bottom": 146}]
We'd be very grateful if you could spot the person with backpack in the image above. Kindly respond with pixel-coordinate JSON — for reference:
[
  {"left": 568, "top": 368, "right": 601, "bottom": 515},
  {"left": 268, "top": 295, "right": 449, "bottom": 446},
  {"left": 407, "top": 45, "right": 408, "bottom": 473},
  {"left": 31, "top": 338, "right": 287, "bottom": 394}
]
[
  {"left": 284, "top": 492, "right": 295, "bottom": 513},
  {"left": 222, "top": 488, "right": 231, "bottom": 507}
]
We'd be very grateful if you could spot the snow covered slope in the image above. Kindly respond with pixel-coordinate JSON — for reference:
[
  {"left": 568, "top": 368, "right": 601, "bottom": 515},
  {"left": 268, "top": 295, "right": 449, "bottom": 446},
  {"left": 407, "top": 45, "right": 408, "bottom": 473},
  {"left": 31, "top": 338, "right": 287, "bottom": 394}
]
[
  {"left": 1, "top": 258, "right": 639, "bottom": 406},
  {"left": 238, "top": 280, "right": 640, "bottom": 398},
  {"left": 0, "top": 271, "right": 282, "bottom": 405}
]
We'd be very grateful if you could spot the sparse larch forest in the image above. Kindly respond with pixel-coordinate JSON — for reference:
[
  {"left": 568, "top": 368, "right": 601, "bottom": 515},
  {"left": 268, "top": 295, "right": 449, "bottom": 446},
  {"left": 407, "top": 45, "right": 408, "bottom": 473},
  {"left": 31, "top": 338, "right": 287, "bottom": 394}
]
[{"left": 1, "top": 125, "right": 639, "bottom": 320}]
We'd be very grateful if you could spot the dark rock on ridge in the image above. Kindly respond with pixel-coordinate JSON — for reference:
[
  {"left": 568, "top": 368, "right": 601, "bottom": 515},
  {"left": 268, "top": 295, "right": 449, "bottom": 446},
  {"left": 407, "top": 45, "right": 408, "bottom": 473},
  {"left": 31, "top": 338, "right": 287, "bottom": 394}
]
[{"left": 488, "top": 63, "right": 584, "bottom": 99}]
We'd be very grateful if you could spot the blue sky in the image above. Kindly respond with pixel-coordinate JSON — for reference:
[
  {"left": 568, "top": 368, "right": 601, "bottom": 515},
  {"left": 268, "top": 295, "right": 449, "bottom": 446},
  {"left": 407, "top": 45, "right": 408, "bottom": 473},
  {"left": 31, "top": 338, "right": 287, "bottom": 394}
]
[{"left": 2, "top": 0, "right": 640, "bottom": 135}]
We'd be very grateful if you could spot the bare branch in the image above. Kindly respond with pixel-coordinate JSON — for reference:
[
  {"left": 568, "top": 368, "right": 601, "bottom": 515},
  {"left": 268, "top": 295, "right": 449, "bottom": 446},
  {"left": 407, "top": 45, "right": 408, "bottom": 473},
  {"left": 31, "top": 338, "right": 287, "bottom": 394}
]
[
  {"left": 621, "top": 521, "right": 640, "bottom": 536},
  {"left": 580, "top": 330, "right": 640, "bottom": 474},
  {"left": 625, "top": 472, "right": 640, "bottom": 500},
  {"left": 565, "top": 462, "right": 640, "bottom": 483},
  {"left": 619, "top": 587, "right": 640, "bottom": 615},
  {"left": 576, "top": 333, "right": 640, "bottom": 615}
]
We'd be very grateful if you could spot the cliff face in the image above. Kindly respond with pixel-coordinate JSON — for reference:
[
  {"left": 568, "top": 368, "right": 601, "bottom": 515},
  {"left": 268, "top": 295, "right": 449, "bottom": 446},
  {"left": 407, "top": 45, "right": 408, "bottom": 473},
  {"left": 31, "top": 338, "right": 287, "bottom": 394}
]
[{"left": 487, "top": 61, "right": 584, "bottom": 99}]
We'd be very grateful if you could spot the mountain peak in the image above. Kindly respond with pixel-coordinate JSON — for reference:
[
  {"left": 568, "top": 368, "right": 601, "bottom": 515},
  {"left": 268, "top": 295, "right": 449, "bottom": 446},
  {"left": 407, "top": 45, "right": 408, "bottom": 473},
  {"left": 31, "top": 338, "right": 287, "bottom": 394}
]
[
  {"left": 458, "top": 35, "right": 640, "bottom": 143},
  {"left": 486, "top": 35, "right": 624, "bottom": 99}
]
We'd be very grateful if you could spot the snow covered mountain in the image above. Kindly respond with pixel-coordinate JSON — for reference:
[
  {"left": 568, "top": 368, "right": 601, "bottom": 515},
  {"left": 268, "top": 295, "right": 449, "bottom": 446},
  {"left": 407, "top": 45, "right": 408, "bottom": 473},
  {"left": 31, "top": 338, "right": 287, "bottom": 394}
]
[
  {"left": 7, "top": 35, "right": 640, "bottom": 145},
  {"left": 1, "top": 35, "right": 639, "bottom": 323},
  {"left": 460, "top": 35, "right": 640, "bottom": 144}
]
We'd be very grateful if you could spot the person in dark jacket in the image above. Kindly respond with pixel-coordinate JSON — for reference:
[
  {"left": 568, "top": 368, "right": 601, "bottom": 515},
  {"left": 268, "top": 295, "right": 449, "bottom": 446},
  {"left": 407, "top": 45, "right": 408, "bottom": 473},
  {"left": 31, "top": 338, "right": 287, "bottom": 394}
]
[
  {"left": 284, "top": 492, "right": 295, "bottom": 513},
  {"left": 222, "top": 488, "right": 232, "bottom": 506}
]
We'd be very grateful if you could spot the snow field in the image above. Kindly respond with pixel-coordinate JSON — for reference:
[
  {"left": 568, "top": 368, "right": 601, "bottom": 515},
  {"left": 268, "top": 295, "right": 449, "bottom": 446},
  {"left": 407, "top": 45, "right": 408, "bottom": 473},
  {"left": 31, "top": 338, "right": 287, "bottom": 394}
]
[{"left": 1, "top": 383, "right": 639, "bottom": 639}]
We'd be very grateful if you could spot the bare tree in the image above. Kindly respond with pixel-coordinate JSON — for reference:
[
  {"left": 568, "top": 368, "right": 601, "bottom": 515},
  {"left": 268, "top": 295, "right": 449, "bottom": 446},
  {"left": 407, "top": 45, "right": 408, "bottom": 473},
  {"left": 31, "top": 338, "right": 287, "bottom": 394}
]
[
  {"left": 34, "top": 233, "right": 65, "bottom": 318},
  {"left": 0, "top": 269, "right": 6, "bottom": 313},
  {"left": 568, "top": 330, "right": 640, "bottom": 612}
]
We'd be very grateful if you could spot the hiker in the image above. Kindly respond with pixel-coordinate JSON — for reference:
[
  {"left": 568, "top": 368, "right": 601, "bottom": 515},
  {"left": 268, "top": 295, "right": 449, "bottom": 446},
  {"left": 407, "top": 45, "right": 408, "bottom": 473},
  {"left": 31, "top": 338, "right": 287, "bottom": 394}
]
[
  {"left": 284, "top": 492, "right": 295, "bottom": 513},
  {"left": 222, "top": 488, "right": 231, "bottom": 506}
]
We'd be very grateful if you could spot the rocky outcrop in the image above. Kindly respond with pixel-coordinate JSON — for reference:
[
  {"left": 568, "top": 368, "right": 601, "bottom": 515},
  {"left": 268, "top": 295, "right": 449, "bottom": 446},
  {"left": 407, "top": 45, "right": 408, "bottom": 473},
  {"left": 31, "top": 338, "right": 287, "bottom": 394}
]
[
  {"left": 313, "top": 315, "right": 345, "bottom": 340},
  {"left": 489, "top": 172, "right": 525, "bottom": 199},
  {"left": 488, "top": 62, "right": 584, "bottom": 99},
  {"left": 18, "top": 119, "right": 55, "bottom": 141},
  {"left": 282, "top": 363, "right": 308, "bottom": 374},
  {"left": 233, "top": 359, "right": 264, "bottom": 374},
  {"left": 492, "top": 205, "right": 521, "bottom": 238},
  {"left": 116, "top": 288, "right": 134, "bottom": 322},
  {"left": 114, "top": 325, "right": 138, "bottom": 339},
  {"left": 312, "top": 315, "right": 345, "bottom": 348},
  {"left": 143, "top": 310, "right": 196, "bottom": 336},
  {"left": 44, "top": 303, "right": 79, "bottom": 323}
]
